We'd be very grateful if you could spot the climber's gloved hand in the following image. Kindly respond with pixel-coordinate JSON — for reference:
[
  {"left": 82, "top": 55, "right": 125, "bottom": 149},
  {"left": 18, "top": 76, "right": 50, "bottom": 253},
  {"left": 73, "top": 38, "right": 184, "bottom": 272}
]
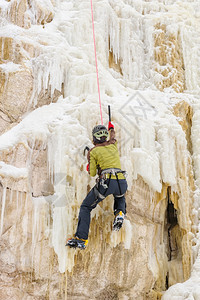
[
  {"left": 108, "top": 121, "right": 114, "bottom": 131},
  {"left": 86, "top": 163, "right": 89, "bottom": 172}
]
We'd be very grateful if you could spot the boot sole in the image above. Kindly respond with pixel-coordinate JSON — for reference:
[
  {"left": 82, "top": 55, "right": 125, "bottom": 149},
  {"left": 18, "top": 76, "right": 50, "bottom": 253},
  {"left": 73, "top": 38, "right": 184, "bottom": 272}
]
[
  {"left": 66, "top": 241, "right": 86, "bottom": 250},
  {"left": 113, "top": 220, "right": 123, "bottom": 231}
]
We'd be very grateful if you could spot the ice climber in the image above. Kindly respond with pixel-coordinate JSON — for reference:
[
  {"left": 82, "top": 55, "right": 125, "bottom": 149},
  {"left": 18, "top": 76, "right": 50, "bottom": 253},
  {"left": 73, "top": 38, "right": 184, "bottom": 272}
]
[{"left": 66, "top": 121, "right": 127, "bottom": 249}]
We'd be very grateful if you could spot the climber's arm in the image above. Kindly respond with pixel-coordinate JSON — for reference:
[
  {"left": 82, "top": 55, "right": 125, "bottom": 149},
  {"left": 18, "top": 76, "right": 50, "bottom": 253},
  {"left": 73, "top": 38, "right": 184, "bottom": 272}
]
[
  {"left": 87, "top": 149, "right": 97, "bottom": 177},
  {"left": 108, "top": 122, "right": 116, "bottom": 142},
  {"left": 109, "top": 128, "right": 115, "bottom": 142}
]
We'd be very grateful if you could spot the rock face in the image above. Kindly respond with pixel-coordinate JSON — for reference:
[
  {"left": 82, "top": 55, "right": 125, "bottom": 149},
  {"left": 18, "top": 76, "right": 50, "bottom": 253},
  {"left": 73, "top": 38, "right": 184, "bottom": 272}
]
[{"left": 0, "top": 1, "right": 200, "bottom": 299}]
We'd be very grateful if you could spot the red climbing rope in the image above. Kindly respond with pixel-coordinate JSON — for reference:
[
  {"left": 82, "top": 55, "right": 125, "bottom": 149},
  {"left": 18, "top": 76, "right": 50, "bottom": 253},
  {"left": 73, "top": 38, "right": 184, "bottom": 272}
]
[{"left": 90, "top": 0, "right": 103, "bottom": 125}]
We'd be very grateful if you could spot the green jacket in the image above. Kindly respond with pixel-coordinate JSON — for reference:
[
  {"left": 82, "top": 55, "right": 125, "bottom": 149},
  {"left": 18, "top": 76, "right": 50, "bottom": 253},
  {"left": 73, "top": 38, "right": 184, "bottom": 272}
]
[{"left": 88, "top": 135, "right": 124, "bottom": 180}]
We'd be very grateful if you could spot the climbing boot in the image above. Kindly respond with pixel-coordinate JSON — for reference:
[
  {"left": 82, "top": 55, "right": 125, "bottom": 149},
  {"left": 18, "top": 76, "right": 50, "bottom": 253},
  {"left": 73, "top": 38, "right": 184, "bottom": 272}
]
[
  {"left": 66, "top": 236, "right": 88, "bottom": 249},
  {"left": 113, "top": 211, "right": 124, "bottom": 231}
]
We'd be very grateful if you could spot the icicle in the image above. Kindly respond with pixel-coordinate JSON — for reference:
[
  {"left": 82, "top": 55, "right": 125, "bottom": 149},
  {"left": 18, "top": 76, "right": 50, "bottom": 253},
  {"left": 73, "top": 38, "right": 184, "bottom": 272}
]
[
  {"left": 0, "top": 187, "right": 7, "bottom": 236},
  {"left": 1, "top": 38, "right": 5, "bottom": 59},
  {"left": 16, "top": 190, "right": 19, "bottom": 214},
  {"left": 31, "top": 197, "right": 45, "bottom": 266},
  {"left": 9, "top": 188, "right": 13, "bottom": 204},
  {"left": 123, "top": 219, "right": 133, "bottom": 249},
  {"left": 20, "top": 193, "right": 28, "bottom": 248}
]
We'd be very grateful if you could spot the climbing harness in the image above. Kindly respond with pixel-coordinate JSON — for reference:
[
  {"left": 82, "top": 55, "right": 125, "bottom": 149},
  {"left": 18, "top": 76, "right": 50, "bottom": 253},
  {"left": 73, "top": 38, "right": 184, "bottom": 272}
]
[
  {"left": 101, "top": 168, "right": 127, "bottom": 195},
  {"left": 93, "top": 168, "right": 127, "bottom": 200},
  {"left": 90, "top": 0, "right": 103, "bottom": 125},
  {"left": 101, "top": 168, "right": 127, "bottom": 178}
]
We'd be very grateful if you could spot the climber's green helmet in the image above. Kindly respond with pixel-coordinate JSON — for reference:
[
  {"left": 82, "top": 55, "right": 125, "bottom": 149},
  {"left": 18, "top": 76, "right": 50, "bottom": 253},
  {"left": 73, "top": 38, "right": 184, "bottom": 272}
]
[{"left": 92, "top": 125, "right": 108, "bottom": 144}]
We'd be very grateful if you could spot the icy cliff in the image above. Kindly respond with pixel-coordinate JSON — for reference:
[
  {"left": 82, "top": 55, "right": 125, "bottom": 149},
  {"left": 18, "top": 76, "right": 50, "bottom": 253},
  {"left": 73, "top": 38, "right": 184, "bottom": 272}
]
[{"left": 0, "top": 0, "right": 200, "bottom": 299}]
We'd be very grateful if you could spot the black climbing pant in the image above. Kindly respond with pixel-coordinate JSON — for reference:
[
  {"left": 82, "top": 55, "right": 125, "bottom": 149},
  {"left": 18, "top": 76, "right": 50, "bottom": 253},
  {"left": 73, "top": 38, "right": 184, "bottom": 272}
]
[{"left": 75, "top": 179, "right": 127, "bottom": 240}]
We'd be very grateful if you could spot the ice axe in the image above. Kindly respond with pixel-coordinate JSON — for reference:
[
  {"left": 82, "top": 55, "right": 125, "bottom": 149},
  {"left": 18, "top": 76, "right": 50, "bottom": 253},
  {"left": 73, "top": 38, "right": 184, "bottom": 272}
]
[
  {"left": 83, "top": 146, "right": 90, "bottom": 156},
  {"left": 108, "top": 105, "right": 111, "bottom": 122}
]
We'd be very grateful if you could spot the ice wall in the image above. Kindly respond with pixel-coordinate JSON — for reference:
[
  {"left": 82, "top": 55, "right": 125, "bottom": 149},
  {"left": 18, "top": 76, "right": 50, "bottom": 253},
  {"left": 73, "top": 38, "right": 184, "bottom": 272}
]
[
  {"left": 162, "top": 96, "right": 200, "bottom": 299},
  {"left": 0, "top": 0, "right": 200, "bottom": 299}
]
